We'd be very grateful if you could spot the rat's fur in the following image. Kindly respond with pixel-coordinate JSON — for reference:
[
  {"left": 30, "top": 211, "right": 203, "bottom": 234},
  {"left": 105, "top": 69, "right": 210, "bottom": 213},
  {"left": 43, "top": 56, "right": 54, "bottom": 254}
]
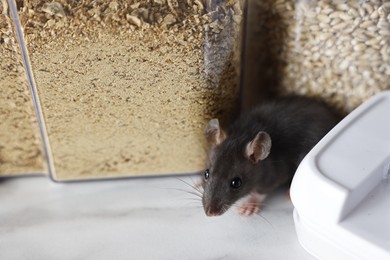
[{"left": 202, "top": 96, "right": 341, "bottom": 216}]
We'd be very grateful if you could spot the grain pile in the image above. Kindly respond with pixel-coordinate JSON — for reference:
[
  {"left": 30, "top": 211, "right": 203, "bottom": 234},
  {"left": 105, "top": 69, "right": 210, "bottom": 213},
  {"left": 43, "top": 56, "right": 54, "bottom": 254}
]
[
  {"left": 250, "top": 0, "right": 389, "bottom": 113},
  {"left": 18, "top": 0, "right": 242, "bottom": 180},
  {"left": 0, "top": 1, "right": 45, "bottom": 176}
]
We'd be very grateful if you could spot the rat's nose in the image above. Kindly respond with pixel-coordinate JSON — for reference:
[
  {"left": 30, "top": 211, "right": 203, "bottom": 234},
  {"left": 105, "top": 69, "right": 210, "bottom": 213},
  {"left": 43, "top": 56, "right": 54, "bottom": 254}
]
[
  {"left": 205, "top": 208, "right": 218, "bottom": 217},
  {"left": 204, "top": 205, "right": 223, "bottom": 217}
]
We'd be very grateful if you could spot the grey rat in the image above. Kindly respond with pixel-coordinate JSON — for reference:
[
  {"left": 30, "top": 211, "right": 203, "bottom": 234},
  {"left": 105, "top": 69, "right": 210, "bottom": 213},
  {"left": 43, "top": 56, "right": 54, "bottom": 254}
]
[{"left": 201, "top": 96, "right": 341, "bottom": 217}]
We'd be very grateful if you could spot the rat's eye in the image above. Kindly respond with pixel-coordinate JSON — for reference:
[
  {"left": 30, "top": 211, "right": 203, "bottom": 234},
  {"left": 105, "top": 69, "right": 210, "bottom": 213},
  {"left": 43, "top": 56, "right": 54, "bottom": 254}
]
[
  {"left": 230, "top": 177, "right": 242, "bottom": 189},
  {"left": 204, "top": 169, "right": 210, "bottom": 180}
]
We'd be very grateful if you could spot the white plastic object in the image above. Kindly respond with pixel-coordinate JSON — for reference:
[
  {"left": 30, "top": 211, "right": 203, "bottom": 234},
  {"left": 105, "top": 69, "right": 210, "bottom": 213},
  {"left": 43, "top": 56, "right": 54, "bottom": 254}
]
[{"left": 290, "top": 91, "right": 390, "bottom": 260}]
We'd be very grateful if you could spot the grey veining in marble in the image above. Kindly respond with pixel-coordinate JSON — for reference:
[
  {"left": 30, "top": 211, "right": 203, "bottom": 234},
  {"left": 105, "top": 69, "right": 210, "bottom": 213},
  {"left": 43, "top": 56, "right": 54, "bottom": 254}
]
[{"left": 0, "top": 176, "right": 313, "bottom": 260}]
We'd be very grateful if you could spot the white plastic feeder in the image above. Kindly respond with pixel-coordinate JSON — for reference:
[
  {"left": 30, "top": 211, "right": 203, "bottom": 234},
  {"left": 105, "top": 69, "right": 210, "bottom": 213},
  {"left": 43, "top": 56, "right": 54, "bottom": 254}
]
[{"left": 290, "top": 91, "right": 390, "bottom": 260}]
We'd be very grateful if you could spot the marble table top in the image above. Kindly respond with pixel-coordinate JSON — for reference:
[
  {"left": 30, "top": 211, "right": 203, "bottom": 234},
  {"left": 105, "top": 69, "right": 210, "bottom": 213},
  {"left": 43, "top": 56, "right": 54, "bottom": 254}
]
[{"left": 0, "top": 175, "right": 313, "bottom": 260}]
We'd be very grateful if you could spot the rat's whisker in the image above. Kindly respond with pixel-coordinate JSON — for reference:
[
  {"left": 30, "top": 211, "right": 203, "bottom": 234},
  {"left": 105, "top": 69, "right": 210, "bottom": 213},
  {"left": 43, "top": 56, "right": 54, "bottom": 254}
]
[
  {"left": 230, "top": 203, "right": 244, "bottom": 211},
  {"left": 188, "top": 176, "right": 204, "bottom": 190},
  {"left": 175, "top": 177, "right": 199, "bottom": 188},
  {"left": 243, "top": 202, "right": 271, "bottom": 208},
  {"left": 182, "top": 190, "right": 202, "bottom": 198},
  {"left": 175, "top": 177, "right": 203, "bottom": 194},
  {"left": 162, "top": 187, "right": 203, "bottom": 198},
  {"left": 230, "top": 204, "right": 276, "bottom": 230},
  {"left": 181, "top": 201, "right": 203, "bottom": 208},
  {"left": 222, "top": 204, "right": 230, "bottom": 214},
  {"left": 182, "top": 197, "right": 202, "bottom": 202},
  {"left": 253, "top": 212, "right": 276, "bottom": 233},
  {"left": 231, "top": 201, "right": 270, "bottom": 208}
]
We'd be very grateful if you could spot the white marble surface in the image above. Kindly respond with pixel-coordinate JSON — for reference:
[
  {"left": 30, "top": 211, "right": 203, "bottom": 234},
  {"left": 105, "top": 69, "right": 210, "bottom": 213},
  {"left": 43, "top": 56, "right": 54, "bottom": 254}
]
[{"left": 0, "top": 175, "right": 313, "bottom": 260}]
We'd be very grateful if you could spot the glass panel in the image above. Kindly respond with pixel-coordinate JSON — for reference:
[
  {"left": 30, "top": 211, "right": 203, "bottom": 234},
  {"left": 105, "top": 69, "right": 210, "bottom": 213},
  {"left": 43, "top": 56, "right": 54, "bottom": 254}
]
[
  {"left": 0, "top": 0, "right": 46, "bottom": 176},
  {"left": 17, "top": 0, "right": 242, "bottom": 180}
]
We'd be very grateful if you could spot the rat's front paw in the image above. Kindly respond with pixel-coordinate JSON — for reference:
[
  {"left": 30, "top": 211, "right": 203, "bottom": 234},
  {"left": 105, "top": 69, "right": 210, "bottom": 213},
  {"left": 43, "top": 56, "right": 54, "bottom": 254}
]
[{"left": 237, "top": 192, "right": 267, "bottom": 216}]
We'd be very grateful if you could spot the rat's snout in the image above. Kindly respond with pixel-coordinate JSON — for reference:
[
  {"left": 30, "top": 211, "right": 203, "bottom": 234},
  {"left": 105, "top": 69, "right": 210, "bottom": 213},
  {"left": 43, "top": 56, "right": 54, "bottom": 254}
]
[
  {"left": 204, "top": 206, "right": 223, "bottom": 217},
  {"left": 203, "top": 199, "right": 228, "bottom": 217},
  {"left": 202, "top": 185, "right": 229, "bottom": 217}
]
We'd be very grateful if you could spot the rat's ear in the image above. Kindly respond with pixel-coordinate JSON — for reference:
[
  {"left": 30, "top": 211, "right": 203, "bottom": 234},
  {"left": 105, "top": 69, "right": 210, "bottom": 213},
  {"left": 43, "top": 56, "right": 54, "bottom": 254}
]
[
  {"left": 205, "top": 119, "right": 226, "bottom": 147},
  {"left": 245, "top": 131, "right": 272, "bottom": 163}
]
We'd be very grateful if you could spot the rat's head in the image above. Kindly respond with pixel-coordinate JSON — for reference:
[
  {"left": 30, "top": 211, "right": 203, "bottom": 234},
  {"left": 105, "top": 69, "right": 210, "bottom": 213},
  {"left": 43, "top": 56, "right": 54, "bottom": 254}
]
[{"left": 201, "top": 119, "right": 272, "bottom": 217}]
